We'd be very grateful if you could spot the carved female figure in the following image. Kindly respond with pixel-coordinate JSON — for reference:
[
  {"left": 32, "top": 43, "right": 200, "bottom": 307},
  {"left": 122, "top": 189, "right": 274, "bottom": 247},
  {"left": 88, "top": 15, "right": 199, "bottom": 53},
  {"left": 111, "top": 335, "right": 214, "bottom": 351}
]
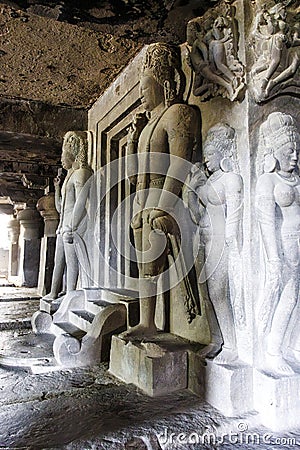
[
  {"left": 256, "top": 112, "right": 300, "bottom": 376},
  {"left": 44, "top": 131, "right": 93, "bottom": 301},
  {"left": 123, "top": 43, "right": 199, "bottom": 337},
  {"left": 194, "top": 124, "right": 243, "bottom": 364}
]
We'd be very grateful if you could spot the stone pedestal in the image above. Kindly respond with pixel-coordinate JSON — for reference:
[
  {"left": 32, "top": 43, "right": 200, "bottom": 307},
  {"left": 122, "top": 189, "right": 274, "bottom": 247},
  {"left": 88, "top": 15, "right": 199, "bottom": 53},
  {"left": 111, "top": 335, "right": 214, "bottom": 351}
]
[
  {"left": 253, "top": 369, "right": 300, "bottom": 431},
  {"left": 109, "top": 333, "right": 189, "bottom": 396},
  {"left": 189, "top": 354, "right": 253, "bottom": 417}
]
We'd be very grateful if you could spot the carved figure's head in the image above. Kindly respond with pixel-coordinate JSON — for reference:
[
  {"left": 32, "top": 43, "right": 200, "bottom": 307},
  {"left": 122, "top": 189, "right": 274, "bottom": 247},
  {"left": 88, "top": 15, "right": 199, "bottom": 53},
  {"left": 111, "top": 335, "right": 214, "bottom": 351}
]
[
  {"left": 269, "top": 2, "right": 287, "bottom": 21},
  {"left": 141, "top": 43, "right": 181, "bottom": 109},
  {"left": 213, "top": 16, "right": 228, "bottom": 31},
  {"left": 259, "top": 112, "right": 299, "bottom": 173},
  {"left": 62, "top": 131, "right": 88, "bottom": 170},
  {"left": 203, "top": 123, "right": 236, "bottom": 174}
]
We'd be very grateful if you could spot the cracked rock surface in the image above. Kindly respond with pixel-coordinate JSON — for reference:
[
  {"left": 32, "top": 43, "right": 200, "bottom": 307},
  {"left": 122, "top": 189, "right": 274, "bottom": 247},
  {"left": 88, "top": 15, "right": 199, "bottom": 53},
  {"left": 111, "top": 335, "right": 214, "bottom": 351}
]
[
  {"left": 0, "top": 288, "right": 299, "bottom": 449},
  {"left": 0, "top": 0, "right": 212, "bottom": 108}
]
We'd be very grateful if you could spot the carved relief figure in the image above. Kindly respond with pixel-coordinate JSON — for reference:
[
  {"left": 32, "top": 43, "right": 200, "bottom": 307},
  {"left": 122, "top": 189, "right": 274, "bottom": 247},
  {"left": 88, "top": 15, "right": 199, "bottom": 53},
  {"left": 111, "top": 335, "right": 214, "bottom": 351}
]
[
  {"left": 124, "top": 43, "right": 200, "bottom": 337},
  {"left": 187, "top": 124, "right": 244, "bottom": 363},
  {"left": 44, "top": 131, "right": 93, "bottom": 301},
  {"left": 250, "top": 2, "right": 300, "bottom": 102},
  {"left": 187, "top": 7, "right": 245, "bottom": 101},
  {"left": 256, "top": 112, "right": 300, "bottom": 376}
]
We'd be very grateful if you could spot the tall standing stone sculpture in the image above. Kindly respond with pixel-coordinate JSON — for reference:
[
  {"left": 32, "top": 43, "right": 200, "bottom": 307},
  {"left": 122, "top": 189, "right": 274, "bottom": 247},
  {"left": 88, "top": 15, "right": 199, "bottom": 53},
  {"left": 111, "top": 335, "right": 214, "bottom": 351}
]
[
  {"left": 186, "top": 123, "right": 244, "bottom": 364},
  {"left": 122, "top": 42, "right": 200, "bottom": 338},
  {"left": 43, "top": 131, "right": 93, "bottom": 303},
  {"left": 256, "top": 111, "right": 300, "bottom": 376}
]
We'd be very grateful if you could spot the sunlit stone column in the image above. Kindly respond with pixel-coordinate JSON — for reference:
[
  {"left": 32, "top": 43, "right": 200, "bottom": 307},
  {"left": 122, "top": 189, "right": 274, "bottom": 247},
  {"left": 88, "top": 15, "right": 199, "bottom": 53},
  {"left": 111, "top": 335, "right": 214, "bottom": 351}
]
[
  {"left": 37, "top": 192, "right": 59, "bottom": 296},
  {"left": 17, "top": 204, "right": 43, "bottom": 287},
  {"left": 7, "top": 216, "right": 20, "bottom": 283}
]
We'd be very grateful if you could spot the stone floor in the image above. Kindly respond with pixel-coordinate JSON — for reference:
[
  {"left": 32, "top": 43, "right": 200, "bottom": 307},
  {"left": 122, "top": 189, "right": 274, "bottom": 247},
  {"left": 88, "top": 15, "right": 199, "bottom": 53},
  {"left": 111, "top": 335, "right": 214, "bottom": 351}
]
[{"left": 0, "top": 283, "right": 299, "bottom": 449}]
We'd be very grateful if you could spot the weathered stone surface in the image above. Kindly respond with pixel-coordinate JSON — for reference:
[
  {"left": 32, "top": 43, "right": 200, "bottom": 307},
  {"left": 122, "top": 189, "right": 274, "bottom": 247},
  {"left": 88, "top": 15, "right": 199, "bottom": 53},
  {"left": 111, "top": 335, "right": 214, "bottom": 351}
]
[
  {"left": 189, "top": 353, "right": 253, "bottom": 417},
  {"left": 109, "top": 334, "right": 188, "bottom": 396},
  {"left": 253, "top": 369, "right": 300, "bottom": 431}
]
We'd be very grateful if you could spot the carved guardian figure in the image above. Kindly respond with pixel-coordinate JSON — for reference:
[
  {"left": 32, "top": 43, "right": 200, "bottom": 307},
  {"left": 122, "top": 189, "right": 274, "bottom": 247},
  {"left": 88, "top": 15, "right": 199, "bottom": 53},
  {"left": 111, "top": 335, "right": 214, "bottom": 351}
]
[
  {"left": 186, "top": 124, "right": 244, "bottom": 364},
  {"left": 256, "top": 112, "right": 300, "bottom": 376},
  {"left": 43, "top": 131, "right": 93, "bottom": 302},
  {"left": 123, "top": 42, "right": 200, "bottom": 338}
]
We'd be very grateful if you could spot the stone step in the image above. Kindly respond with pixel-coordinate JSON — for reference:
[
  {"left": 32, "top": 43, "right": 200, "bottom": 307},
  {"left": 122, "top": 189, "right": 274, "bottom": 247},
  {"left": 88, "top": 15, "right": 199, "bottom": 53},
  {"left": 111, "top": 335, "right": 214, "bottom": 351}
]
[
  {"left": 52, "top": 321, "right": 86, "bottom": 339},
  {"left": 69, "top": 310, "right": 95, "bottom": 333},
  {"left": 85, "top": 299, "right": 106, "bottom": 315},
  {"left": 85, "top": 287, "right": 139, "bottom": 304},
  {"left": 40, "top": 297, "right": 62, "bottom": 314}
]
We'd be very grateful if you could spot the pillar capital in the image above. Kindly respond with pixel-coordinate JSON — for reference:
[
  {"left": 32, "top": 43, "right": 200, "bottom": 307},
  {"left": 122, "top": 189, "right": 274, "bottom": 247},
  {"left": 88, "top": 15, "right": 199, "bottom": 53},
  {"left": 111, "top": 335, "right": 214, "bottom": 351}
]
[
  {"left": 17, "top": 205, "right": 43, "bottom": 240},
  {"left": 37, "top": 193, "right": 59, "bottom": 237}
]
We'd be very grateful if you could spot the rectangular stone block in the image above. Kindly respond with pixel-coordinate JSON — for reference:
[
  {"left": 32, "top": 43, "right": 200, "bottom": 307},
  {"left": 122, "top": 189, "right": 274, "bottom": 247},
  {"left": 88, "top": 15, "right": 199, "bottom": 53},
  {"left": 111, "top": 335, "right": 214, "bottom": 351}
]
[
  {"left": 190, "top": 358, "right": 253, "bottom": 416},
  {"left": 253, "top": 369, "right": 300, "bottom": 431},
  {"left": 109, "top": 334, "right": 188, "bottom": 396}
]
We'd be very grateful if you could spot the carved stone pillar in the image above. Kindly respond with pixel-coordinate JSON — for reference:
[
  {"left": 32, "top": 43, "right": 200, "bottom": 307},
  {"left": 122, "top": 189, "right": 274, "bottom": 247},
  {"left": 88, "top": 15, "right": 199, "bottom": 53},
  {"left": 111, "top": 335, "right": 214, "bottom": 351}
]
[
  {"left": 17, "top": 205, "right": 43, "bottom": 287},
  {"left": 7, "top": 217, "right": 20, "bottom": 282},
  {"left": 37, "top": 193, "right": 59, "bottom": 296}
]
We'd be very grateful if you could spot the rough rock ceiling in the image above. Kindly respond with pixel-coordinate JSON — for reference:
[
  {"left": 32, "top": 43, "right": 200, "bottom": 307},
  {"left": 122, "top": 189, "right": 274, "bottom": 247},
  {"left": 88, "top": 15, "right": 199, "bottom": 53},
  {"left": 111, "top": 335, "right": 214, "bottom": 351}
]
[{"left": 0, "top": 0, "right": 214, "bottom": 206}]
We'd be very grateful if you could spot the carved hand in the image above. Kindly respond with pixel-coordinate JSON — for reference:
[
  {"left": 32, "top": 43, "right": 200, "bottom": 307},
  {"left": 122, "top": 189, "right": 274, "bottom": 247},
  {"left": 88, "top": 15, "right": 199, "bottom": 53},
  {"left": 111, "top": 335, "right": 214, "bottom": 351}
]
[
  {"left": 62, "top": 230, "right": 73, "bottom": 244},
  {"left": 190, "top": 167, "right": 207, "bottom": 190},
  {"left": 54, "top": 176, "right": 61, "bottom": 188},
  {"left": 127, "top": 112, "right": 147, "bottom": 143},
  {"left": 131, "top": 211, "right": 143, "bottom": 229},
  {"left": 149, "top": 209, "right": 175, "bottom": 234}
]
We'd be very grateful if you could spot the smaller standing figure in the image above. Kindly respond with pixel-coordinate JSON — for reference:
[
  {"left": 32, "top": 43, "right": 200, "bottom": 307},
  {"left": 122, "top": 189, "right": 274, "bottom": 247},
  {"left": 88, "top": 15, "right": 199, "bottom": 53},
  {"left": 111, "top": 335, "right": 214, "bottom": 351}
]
[
  {"left": 187, "top": 13, "right": 245, "bottom": 101},
  {"left": 250, "top": 2, "right": 300, "bottom": 102},
  {"left": 43, "top": 131, "right": 93, "bottom": 301},
  {"left": 189, "top": 124, "right": 244, "bottom": 364},
  {"left": 256, "top": 112, "right": 300, "bottom": 376}
]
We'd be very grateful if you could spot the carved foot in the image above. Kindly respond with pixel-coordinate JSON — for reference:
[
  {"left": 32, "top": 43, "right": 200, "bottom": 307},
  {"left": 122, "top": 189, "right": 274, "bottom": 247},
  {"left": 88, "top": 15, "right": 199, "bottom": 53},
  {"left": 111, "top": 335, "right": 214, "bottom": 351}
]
[
  {"left": 213, "top": 347, "right": 238, "bottom": 365},
  {"left": 198, "top": 342, "right": 222, "bottom": 359},
  {"left": 264, "top": 353, "right": 294, "bottom": 377},
  {"left": 42, "top": 292, "right": 58, "bottom": 301},
  {"left": 120, "top": 324, "right": 158, "bottom": 340}
]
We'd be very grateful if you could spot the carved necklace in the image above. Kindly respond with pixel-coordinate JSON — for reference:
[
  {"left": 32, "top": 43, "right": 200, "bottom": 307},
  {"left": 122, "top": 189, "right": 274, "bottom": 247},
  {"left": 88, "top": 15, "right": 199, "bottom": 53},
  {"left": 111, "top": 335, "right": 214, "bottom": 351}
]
[
  {"left": 208, "top": 169, "right": 224, "bottom": 183},
  {"left": 276, "top": 171, "right": 298, "bottom": 184}
]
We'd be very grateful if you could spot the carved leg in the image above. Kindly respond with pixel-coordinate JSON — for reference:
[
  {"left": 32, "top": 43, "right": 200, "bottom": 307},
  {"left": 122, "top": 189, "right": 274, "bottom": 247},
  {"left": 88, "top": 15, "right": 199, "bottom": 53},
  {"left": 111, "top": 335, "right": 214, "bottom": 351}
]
[
  {"left": 64, "top": 240, "right": 79, "bottom": 292},
  {"left": 205, "top": 247, "right": 238, "bottom": 364},
  {"left": 43, "top": 234, "right": 65, "bottom": 300},
  {"left": 198, "top": 282, "right": 222, "bottom": 359},
  {"left": 267, "top": 54, "right": 300, "bottom": 95},
  {"left": 265, "top": 275, "right": 298, "bottom": 376},
  {"left": 122, "top": 222, "right": 167, "bottom": 338}
]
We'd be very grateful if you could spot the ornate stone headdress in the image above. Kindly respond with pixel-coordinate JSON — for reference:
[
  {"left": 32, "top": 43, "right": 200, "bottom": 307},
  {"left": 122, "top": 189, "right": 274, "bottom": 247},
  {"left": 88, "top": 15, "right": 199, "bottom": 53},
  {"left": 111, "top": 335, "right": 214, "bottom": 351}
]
[
  {"left": 142, "top": 43, "right": 182, "bottom": 106},
  {"left": 63, "top": 131, "right": 89, "bottom": 168},
  {"left": 203, "top": 123, "right": 237, "bottom": 173},
  {"left": 258, "top": 112, "right": 299, "bottom": 174}
]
